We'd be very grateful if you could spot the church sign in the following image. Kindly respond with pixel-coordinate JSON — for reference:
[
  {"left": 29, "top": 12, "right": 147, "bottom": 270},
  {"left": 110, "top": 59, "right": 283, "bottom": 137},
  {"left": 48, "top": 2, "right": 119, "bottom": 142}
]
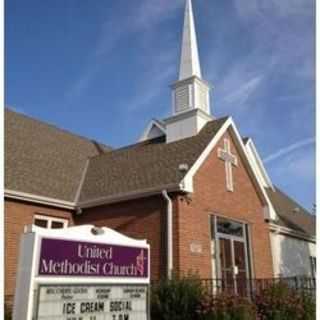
[
  {"left": 36, "top": 284, "right": 148, "bottom": 320},
  {"left": 39, "top": 238, "right": 148, "bottom": 278},
  {"left": 13, "top": 225, "right": 150, "bottom": 320}
]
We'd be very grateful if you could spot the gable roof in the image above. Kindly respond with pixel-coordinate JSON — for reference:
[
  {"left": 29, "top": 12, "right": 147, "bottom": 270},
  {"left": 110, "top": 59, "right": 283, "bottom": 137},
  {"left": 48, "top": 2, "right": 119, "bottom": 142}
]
[
  {"left": 78, "top": 116, "right": 229, "bottom": 205},
  {"left": 5, "top": 109, "right": 111, "bottom": 203},
  {"left": 180, "top": 117, "right": 270, "bottom": 210},
  {"left": 139, "top": 119, "right": 166, "bottom": 141},
  {"left": 6, "top": 109, "right": 312, "bottom": 229},
  {"left": 5, "top": 108, "right": 229, "bottom": 207},
  {"left": 266, "top": 187, "right": 315, "bottom": 237}
]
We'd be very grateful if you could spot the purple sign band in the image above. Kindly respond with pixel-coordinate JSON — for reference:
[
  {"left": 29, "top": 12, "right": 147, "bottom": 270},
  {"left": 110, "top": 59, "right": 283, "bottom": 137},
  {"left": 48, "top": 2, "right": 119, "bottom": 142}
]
[{"left": 38, "top": 238, "right": 149, "bottom": 278}]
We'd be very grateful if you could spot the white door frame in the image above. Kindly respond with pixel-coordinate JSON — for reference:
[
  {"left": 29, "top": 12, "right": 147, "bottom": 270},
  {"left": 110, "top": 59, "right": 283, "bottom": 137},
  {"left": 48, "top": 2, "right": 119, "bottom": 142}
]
[{"left": 211, "top": 216, "right": 251, "bottom": 295}]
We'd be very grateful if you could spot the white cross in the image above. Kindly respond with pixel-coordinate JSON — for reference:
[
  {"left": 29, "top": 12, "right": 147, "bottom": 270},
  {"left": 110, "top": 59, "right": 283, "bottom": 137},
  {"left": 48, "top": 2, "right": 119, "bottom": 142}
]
[{"left": 218, "top": 138, "right": 238, "bottom": 192}]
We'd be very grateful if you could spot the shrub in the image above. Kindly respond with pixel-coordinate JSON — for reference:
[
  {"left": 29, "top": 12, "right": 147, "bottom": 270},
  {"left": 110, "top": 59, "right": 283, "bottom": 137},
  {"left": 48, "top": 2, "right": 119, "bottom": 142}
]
[
  {"left": 151, "top": 274, "right": 204, "bottom": 320},
  {"left": 151, "top": 277, "right": 315, "bottom": 320},
  {"left": 254, "top": 282, "right": 315, "bottom": 320},
  {"left": 198, "top": 293, "right": 256, "bottom": 320},
  {"left": 300, "top": 291, "right": 316, "bottom": 320}
]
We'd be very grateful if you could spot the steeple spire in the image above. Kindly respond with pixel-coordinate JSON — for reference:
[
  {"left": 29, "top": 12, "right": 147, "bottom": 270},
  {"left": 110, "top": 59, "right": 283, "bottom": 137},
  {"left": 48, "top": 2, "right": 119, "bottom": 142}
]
[
  {"left": 165, "top": 0, "right": 212, "bottom": 143},
  {"left": 179, "top": 0, "right": 202, "bottom": 80}
]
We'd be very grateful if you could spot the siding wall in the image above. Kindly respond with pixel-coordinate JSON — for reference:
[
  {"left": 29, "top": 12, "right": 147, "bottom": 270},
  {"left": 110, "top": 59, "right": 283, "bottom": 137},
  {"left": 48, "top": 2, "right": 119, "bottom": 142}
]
[{"left": 270, "top": 232, "right": 316, "bottom": 277}]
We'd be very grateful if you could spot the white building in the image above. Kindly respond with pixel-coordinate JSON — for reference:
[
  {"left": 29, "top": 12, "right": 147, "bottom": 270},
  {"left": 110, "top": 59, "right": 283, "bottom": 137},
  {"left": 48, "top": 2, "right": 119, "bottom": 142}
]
[{"left": 244, "top": 138, "right": 316, "bottom": 278}]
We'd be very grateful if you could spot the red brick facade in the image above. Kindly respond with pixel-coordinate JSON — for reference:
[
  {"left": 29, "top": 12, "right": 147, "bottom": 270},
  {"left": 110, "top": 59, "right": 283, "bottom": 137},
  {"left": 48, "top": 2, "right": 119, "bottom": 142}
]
[
  {"left": 174, "top": 130, "right": 274, "bottom": 278},
  {"left": 75, "top": 129, "right": 273, "bottom": 279},
  {"left": 75, "top": 195, "right": 168, "bottom": 280},
  {"left": 4, "top": 199, "right": 73, "bottom": 305},
  {"left": 4, "top": 129, "right": 274, "bottom": 306}
]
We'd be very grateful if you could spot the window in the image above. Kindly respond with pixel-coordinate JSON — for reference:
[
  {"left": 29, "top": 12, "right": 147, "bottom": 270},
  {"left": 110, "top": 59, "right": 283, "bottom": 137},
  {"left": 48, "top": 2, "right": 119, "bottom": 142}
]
[
  {"left": 34, "top": 214, "right": 68, "bottom": 229},
  {"left": 216, "top": 217, "right": 244, "bottom": 237},
  {"left": 310, "top": 256, "right": 316, "bottom": 278}
]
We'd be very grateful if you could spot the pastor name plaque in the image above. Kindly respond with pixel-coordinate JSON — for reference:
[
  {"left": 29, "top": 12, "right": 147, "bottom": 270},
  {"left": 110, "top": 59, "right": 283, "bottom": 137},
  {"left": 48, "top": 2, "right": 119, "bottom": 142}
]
[
  {"left": 36, "top": 284, "right": 148, "bottom": 320},
  {"left": 39, "top": 238, "right": 149, "bottom": 278}
]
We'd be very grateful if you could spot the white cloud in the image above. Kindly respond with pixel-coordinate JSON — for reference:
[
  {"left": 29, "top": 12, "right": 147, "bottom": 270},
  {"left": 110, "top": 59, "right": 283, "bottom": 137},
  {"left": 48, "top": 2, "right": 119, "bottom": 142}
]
[
  {"left": 263, "top": 137, "right": 315, "bottom": 164},
  {"left": 203, "top": 0, "right": 314, "bottom": 142},
  {"left": 223, "top": 75, "right": 263, "bottom": 105},
  {"left": 95, "top": 0, "right": 183, "bottom": 57},
  {"left": 268, "top": 148, "right": 315, "bottom": 193},
  {"left": 232, "top": 0, "right": 314, "bottom": 80},
  {"left": 65, "top": 64, "right": 101, "bottom": 103},
  {"left": 212, "top": 48, "right": 276, "bottom": 115},
  {"left": 66, "top": 0, "right": 184, "bottom": 103},
  {"left": 233, "top": 0, "right": 314, "bottom": 20},
  {"left": 127, "top": 64, "right": 175, "bottom": 111},
  {"left": 285, "top": 151, "right": 315, "bottom": 180}
]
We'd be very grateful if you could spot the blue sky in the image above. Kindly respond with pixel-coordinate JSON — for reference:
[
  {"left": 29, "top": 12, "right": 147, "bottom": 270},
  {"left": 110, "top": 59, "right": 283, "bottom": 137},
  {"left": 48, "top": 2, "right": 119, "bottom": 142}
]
[{"left": 6, "top": 0, "right": 315, "bottom": 211}]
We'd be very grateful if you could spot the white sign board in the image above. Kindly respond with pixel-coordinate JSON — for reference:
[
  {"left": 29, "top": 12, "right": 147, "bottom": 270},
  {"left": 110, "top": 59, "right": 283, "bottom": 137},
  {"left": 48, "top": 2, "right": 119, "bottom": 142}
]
[
  {"left": 13, "top": 225, "right": 150, "bottom": 320},
  {"left": 36, "top": 284, "right": 148, "bottom": 320}
]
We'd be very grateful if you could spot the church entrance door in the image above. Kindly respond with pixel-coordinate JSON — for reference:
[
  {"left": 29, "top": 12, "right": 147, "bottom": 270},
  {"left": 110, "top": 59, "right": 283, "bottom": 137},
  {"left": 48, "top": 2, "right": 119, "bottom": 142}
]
[{"left": 215, "top": 217, "right": 250, "bottom": 296}]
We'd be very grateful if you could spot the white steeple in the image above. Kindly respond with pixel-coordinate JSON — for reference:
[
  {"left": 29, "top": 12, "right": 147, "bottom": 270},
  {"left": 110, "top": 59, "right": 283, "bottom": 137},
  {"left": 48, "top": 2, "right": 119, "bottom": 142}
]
[
  {"left": 170, "top": 0, "right": 211, "bottom": 118},
  {"left": 179, "top": 0, "right": 202, "bottom": 80},
  {"left": 165, "top": 0, "right": 212, "bottom": 143}
]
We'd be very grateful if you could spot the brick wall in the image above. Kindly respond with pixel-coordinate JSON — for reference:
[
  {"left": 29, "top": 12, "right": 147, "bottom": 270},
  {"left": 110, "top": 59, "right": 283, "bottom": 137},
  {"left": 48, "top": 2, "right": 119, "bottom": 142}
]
[
  {"left": 75, "top": 195, "right": 168, "bottom": 280},
  {"left": 5, "top": 128, "right": 274, "bottom": 307},
  {"left": 4, "top": 199, "right": 73, "bottom": 306},
  {"left": 175, "top": 129, "right": 274, "bottom": 279},
  {"left": 74, "top": 129, "right": 273, "bottom": 280}
]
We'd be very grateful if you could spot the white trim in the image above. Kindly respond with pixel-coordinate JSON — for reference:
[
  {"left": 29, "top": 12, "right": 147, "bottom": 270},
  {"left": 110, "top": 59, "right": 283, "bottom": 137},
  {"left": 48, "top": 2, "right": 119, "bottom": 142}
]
[
  {"left": 182, "top": 117, "right": 231, "bottom": 193},
  {"left": 218, "top": 138, "right": 238, "bottom": 192},
  {"left": 189, "top": 84, "right": 193, "bottom": 108},
  {"left": 78, "top": 183, "right": 183, "bottom": 208},
  {"left": 139, "top": 119, "right": 166, "bottom": 142},
  {"left": 162, "top": 190, "right": 173, "bottom": 279},
  {"left": 182, "top": 118, "right": 270, "bottom": 214},
  {"left": 171, "top": 90, "right": 176, "bottom": 115},
  {"left": 269, "top": 222, "right": 316, "bottom": 243},
  {"left": 4, "top": 189, "right": 75, "bottom": 209},
  {"left": 6, "top": 183, "right": 184, "bottom": 211},
  {"left": 164, "top": 106, "right": 212, "bottom": 124},
  {"left": 33, "top": 214, "right": 69, "bottom": 228},
  {"left": 227, "top": 120, "right": 272, "bottom": 215},
  {"left": 214, "top": 217, "right": 251, "bottom": 294},
  {"left": 245, "top": 138, "right": 275, "bottom": 191}
]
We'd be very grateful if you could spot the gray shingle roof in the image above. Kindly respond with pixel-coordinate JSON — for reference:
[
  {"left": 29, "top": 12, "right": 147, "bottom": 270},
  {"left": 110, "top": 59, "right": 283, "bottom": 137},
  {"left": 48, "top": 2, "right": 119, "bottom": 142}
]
[
  {"left": 78, "top": 117, "right": 229, "bottom": 203},
  {"left": 5, "top": 109, "right": 111, "bottom": 202},
  {"left": 266, "top": 187, "right": 315, "bottom": 237},
  {"left": 9, "top": 108, "right": 314, "bottom": 236},
  {"left": 5, "top": 108, "right": 228, "bottom": 205}
]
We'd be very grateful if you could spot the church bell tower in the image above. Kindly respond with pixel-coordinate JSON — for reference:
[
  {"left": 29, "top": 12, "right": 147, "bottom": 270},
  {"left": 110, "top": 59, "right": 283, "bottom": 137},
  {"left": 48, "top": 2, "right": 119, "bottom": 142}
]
[{"left": 166, "top": 0, "right": 212, "bottom": 143}]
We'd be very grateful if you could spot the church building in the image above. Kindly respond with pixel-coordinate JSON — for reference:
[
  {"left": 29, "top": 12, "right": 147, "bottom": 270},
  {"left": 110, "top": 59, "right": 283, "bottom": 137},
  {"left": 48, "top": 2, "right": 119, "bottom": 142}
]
[{"left": 5, "top": 0, "right": 315, "bottom": 308}]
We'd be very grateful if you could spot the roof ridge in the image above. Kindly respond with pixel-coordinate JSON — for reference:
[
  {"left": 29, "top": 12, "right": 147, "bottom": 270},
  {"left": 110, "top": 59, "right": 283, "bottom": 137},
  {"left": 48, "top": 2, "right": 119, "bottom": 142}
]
[
  {"left": 5, "top": 107, "right": 112, "bottom": 151},
  {"left": 87, "top": 116, "right": 230, "bottom": 161},
  {"left": 78, "top": 115, "right": 230, "bottom": 204}
]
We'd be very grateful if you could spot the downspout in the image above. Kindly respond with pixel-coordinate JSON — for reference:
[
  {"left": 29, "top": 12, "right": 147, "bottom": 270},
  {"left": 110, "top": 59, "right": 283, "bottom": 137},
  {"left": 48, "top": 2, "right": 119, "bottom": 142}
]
[{"left": 162, "top": 190, "right": 173, "bottom": 280}]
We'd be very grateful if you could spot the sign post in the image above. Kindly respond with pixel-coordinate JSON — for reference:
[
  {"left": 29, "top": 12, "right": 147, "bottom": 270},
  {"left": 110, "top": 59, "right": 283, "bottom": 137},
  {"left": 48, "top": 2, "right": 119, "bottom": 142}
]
[{"left": 13, "top": 225, "right": 150, "bottom": 320}]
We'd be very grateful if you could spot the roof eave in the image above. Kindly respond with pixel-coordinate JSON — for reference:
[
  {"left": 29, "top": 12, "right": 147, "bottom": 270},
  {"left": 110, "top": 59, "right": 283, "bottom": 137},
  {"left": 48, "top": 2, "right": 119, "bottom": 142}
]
[
  {"left": 5, "top": 189, "right": 76, "bottom": 210},
  {"left": 77, "top": 183, "right": 184, "bottom": 209},
  {"left": 269, "top": 222, "right": 316, "bottom": 243}
]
